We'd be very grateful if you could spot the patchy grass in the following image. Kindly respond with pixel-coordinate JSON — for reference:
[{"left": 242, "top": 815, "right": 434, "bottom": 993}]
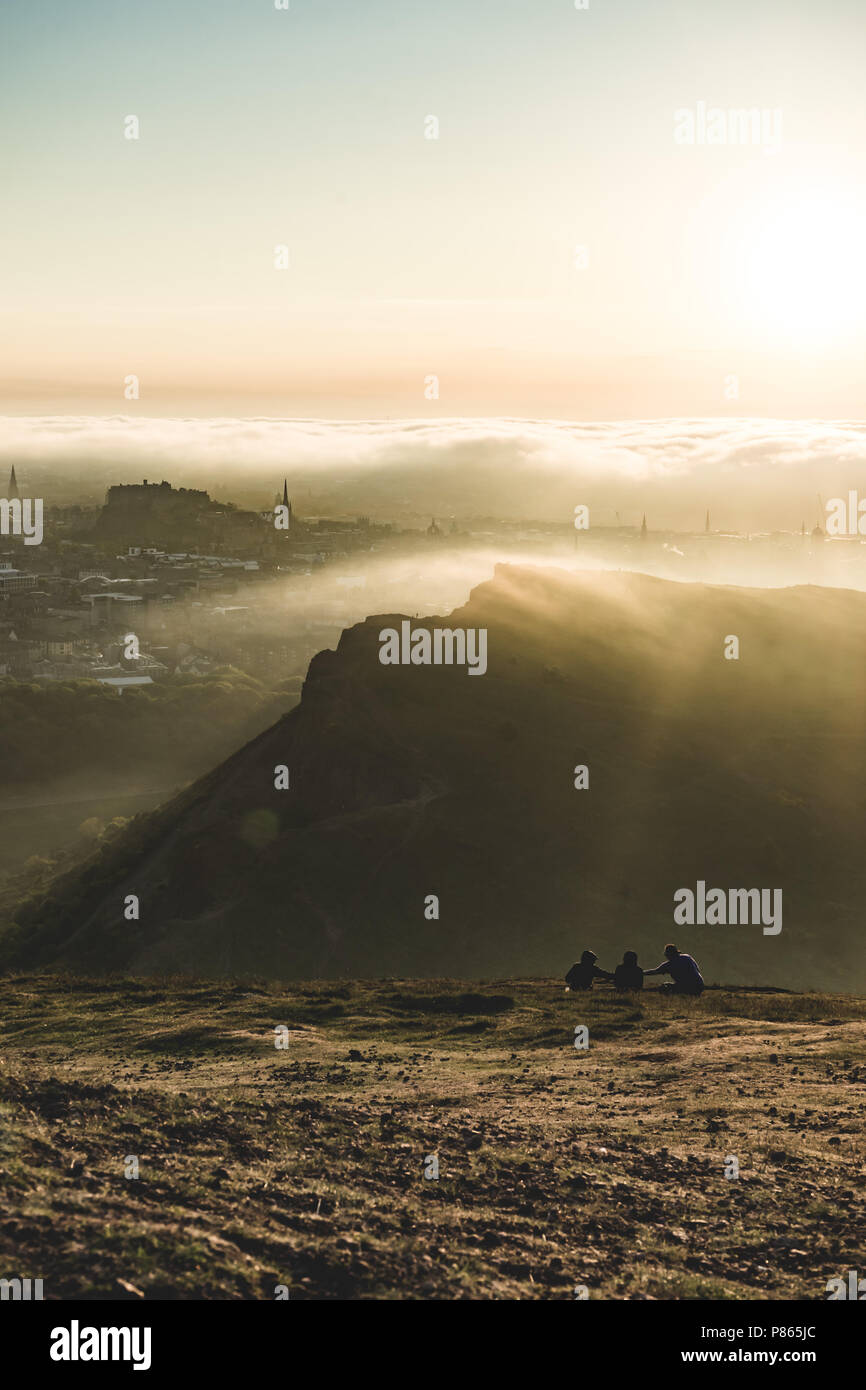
[{"left": 0, "top": 974, "right": 863, "bottom": 1300}]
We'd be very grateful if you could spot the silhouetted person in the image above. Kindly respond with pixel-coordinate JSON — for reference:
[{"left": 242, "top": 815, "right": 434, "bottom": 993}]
[
  {"left": 565, "top": 950, "right": 613, "bottom": 991},
  {"left": 644, "top": 943, "right": 704, "bottom": 996},
  {"left": 613, "top": 950, "right": 644, "bottom": 991}
]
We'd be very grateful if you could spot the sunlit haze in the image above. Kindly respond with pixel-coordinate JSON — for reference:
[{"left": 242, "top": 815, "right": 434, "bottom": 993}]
[{"left": 3, "top": 0, "right": 866, "bottom": 416}]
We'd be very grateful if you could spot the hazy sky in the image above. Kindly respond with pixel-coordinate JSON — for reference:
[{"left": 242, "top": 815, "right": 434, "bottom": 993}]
[{"left": 3, "top": 0, "right": 866, "bottom": 417}]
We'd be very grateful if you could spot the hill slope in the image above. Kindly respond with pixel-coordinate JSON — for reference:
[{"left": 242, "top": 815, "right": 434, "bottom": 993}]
[
  {"left": 4, "top": 566, "right": 866, "bottom": 989},
  {"left": 0, "top": 975, "right": 862, "bottom": 1299}
]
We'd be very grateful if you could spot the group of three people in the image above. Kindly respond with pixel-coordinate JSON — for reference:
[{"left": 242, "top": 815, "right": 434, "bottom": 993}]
[{"left": 566, "top": 943, "right": 705, "bottom": 996}]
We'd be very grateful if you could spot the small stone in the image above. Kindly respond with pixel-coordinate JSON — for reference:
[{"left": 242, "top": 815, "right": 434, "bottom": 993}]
[{"left": 116, "top": 1278, "right": 145, "bottom": 1298}]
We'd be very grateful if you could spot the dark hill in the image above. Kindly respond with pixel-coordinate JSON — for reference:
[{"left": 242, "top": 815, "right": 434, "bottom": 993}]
[{"left": 4, "top": 566, "right": 866, "bottom": 990}]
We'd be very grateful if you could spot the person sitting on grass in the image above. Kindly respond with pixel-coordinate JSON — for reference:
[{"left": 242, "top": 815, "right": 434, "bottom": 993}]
[
  {"left": 565, "top": 950, "right": 614, "bottom": 991},
  {"left": 643, "top": 942, "right": 704, "bottom": 996},
  {"left": 613, "top": 950, "right": 644, "bottom": 991}
]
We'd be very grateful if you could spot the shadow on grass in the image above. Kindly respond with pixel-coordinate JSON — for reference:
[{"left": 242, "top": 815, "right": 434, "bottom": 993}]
[
  {"left": 134, "top": 1027, "right": 261, "bottom": 1055},
  {"left": 385, "top": 992, "right": 515, "bottom": 1016}
]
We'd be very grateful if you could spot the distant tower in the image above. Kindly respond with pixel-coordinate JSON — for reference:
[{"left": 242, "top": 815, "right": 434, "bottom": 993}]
[
  {"left": 7, "top": 466, "right": 19, "bottom": 500},
  {"left": 281, "top": 478, "right": 293, "bottom": 530},
  {"left": 705, "top": 509, "right": 710, "bottom": 534},
  {"left": 427, "top": 517, "right": 441, "bottom": 537},
  {"left": 640, "top": 514, "right": 648, "bottom": 541}
]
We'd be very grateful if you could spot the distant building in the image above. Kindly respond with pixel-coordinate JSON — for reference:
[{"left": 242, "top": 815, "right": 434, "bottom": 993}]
[
  {"left": 0, "top": 568, "right": 37, "bottom": 594},
  {"left": 640, "top": 514, "right": 648, "bottom": 541},
  {"left": 5, "top": 467, "right": 19, "bottom": 500},
  {"left": 104, "top": 479, "right": 209, "bottom": 509},
  {"left": 96, "top": 480, "right": 215, "bottom": 545},
  {"left": 271, "top": 479, "right": 296, "bottom": 530},
  {"left": 33, "top": 630, "right": 77, "bottom": 658},
  {"left": 87, "top": 592, "right": 145, "bottom": 625},
  {"left": 96, "top": 675, "right": 155, "bottom": 691}
]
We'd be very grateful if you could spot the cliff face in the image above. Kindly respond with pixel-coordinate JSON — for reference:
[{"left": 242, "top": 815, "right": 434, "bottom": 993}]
[{"left": 7, "top": 565, "right": 866, "bottom": 989}]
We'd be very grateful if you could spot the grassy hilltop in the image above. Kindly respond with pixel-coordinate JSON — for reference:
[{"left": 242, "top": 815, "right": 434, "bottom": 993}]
[{"left": 0, "top": 975, "right": 862, "bottom": 1300}]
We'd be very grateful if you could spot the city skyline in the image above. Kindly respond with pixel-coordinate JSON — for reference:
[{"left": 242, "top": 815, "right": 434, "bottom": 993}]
[{"left": 3, "top": 414, "right": 866, "bottom": 535}]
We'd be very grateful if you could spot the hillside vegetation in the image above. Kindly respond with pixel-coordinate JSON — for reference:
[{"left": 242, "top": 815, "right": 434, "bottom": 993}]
[
  {"left": 0, "top": 673, "right": 300, "bottom": 874},
  {"left": 0, "top": 673, "right": 299, "bottom": 790},
  {"left": 0, "top": 975, "right": 861, "bottom": 1299}
]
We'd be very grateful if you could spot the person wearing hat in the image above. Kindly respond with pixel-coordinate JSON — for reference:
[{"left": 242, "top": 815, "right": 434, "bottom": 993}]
[{"left": 565, "top": 950, "right": 614, "bottom": 991}]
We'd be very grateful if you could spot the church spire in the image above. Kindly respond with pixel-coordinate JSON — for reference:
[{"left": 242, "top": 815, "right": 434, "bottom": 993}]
[
  {"left": 277, "top": 478, "right": 294, "bottom": 530},
  {"left": 7, "top": 466, "right": 19, "bottom": 500},
  {"left": 640, "top": 513, "right": 647, "bottom": 540}
]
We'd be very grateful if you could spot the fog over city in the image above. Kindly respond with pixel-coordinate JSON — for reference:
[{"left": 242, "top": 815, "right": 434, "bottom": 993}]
[{"left": 5, "top": 414, "right": 866, "bottom": 535}]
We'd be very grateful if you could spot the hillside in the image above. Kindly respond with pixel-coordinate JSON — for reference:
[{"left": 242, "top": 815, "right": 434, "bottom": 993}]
[
  {"left": 0, "top": 673, "right": 299, "bottom": 873},
  {"left": 0, "top": 975, "right": 861, "bottom": 1299},
  {"left": 3, "top": 566, "right": 866, "bottom": 990}
]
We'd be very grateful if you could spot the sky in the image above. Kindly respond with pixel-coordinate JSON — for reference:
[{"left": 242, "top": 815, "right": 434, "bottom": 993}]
[{"left": 3, "top": 0, "right": 866, "bottom": 419}]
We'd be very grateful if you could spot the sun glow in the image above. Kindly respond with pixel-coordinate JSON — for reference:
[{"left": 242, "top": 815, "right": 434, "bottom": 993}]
[{"left": 736, "top": 181, "right": 866, "bottom": 350}]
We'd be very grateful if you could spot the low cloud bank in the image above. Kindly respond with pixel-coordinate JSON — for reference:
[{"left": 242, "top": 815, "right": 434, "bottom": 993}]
[{"left": 3, "top": 415, "right": 865, "bottom": 529}]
